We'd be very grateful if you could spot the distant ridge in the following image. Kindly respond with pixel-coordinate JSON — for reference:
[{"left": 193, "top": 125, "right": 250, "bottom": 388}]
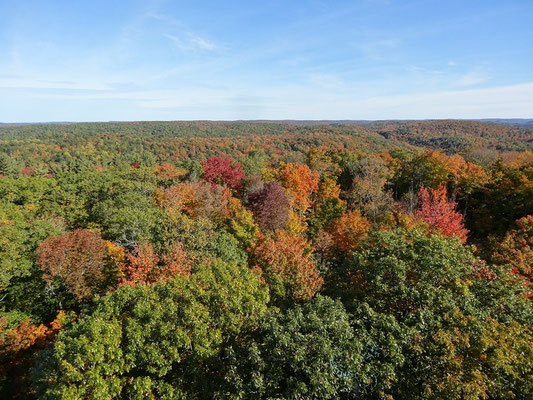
[
  {"left": 1, "top": 119, "right": 533, "bottom": 127},
  {"left": 1, "top": 119, "right": 531, "bottom": 153},
  {"left": 479, "top": 119, "right": 533, "bottom": 127}
]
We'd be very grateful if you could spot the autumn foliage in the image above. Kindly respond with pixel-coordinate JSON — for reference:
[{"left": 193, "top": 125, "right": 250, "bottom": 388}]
[
  {"left": 37, "top": 229, "right": 119, "bottom": 301},
  {"left": 277, "top": 163, "right": 319, "bottom": 212},
  {"left": 0, "top": 311, "right": 68, "bottom": 395},
  {"left": 491, "top": 215, "right": 532, "bottom": 292},
  {"left": 327, "top": 210, "right": 371, "bottom": 253},
  {"left": 121, "top": 242, "right": 190, "bottom": 286},
  {"left": 415, "top": 184, "right": 469, "bottom": 243},
  {"left": 0, "top": 311, "right": 66, "bottom": 356},
  {"left": 154, "top": 163, "right": 187, "bottom": 180},
  {"left": 252, "top": 231, "right": 323, "bottom": 302},
  {"left": 202, "top": 156, "right": 245, "bottom": 190},
  {"left": 248, "top": 181, "right": 290, "bottom": 231},
  {"left": 1, "top": 120, "right": 533, "bottom": 399},
  {"left": 157, "top": 181, "right": 230, "bottom": 220}
]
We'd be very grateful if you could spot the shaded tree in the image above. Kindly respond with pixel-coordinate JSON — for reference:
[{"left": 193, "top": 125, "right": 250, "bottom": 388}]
[
  {"left": 219, "top": 296, "right": 360, "bottom": 400},
  {"left": 490, "top": 215, "right": 532, "bottom": 289},
  {"left": 1, "top": 202, "right": 64, "bottom": 316}
]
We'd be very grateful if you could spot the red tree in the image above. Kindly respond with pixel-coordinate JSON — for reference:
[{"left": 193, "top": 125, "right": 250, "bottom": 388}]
[
  {"left": 415, "top": 184, "right": 468, "bottom": 243},
  {"left": 202, "top": 156, "right": 245, "bottom": 191},
  {"left": 121, "top": 243, "right": 159, "bottom": 286},
  {"left": 248, "top": 181, "right": 290, "bottom": 231}
]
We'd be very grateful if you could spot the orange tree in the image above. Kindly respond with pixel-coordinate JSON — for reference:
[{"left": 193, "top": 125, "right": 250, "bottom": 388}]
[
  {"left": 276, "top": 163, "right": 319, "bottom": 213},
  {"left": 251, "top": 230, "right": 322, "bottom": 304}
]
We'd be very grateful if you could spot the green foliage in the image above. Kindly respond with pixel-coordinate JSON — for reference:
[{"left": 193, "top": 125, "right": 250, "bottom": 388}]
[
  {"left": 336, "top": 228, "right": 533, "bottom": 399},
  {"left": 0, "top": 153, "right": 20, "bottom": 178},
  {"left": 160, "top": 214, "right": 247, "bottom": 266},
  {"left": 219, "top": 295, "right": 360, "bottom": 400},
  {"left": 34, "top": 260, "right": 269, "bottom": 399},
  {"left": 308, "top": 197, "right": 346, "bottom": 237},
  {"left": 0, "top": 202, "right": 64, "bottom": 321},
  {"left": 92, "top": 191, "right": 162, "bottom": 246}
]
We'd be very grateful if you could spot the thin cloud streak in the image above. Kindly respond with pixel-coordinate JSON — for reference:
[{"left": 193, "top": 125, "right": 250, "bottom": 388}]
[
  {"left": 6, "top": 81, "right": 530, "bottom": 121},
  {"left": 164, "top": 33, "right": 218, "bottom": 52}
]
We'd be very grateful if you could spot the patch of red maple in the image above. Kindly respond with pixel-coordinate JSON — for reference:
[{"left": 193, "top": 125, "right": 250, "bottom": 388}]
[
  {"left": 416, "top": 184, "right": 468, "bottom": 243},
  {"left": 202, "top": 156, "right": 244, "bottom": 191}
]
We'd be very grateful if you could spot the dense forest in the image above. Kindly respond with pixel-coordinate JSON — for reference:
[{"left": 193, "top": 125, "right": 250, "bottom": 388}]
[{"left": 0, "top": 120, "right": 531, "bottom": 399}]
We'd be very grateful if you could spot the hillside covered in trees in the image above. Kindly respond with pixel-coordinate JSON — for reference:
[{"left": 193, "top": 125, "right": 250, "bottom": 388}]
[{"left": 0, "top": 120, "right": 532, "bottom": 399}]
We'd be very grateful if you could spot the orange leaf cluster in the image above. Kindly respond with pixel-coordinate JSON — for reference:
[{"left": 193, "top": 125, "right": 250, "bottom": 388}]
[
  {"left": 253, "top": 231, "right": 323, "bottom": 300},
  {"left": 158, "top": 182, "right": 230, "bottom": 220},
  {"left": 121, "top": 242, "right": 190, "bottom": 286},
  {"left": 327, "top": 210, "right": 371, "bottom": 253},
  {"left": 154, "top": 163, "right": 187, "bottom": 180},
  {"left": 277, "top": 163, "right": 319, "bottom": 212},
  {"left": 0, "top": 311, "right": 67, "bottom": 357}
]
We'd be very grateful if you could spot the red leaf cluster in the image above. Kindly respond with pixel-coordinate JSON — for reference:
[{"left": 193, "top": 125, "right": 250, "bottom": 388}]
[
  {"left": 415, "top": 184, "right": 468, "bottom": 243},
  {"left": 202, "top": 156, "right": 244, "bottom": 190}
]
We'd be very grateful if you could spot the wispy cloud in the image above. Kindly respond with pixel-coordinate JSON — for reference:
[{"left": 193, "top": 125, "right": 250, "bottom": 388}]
[
  {"left": 189, "top": 35, "right": 217, "bottom": 51},
  {"left": 0, "top": 77, "right": 111, "bottom": 91},
  {"left": 146, "top": 12, "right": 181, "bottom": 26},
  {"left": 455, "top": 69, "right": 491, "bottom": 87},
  {"left": 164, "top": 33, "right": 217, "bottom": 52},
  {"left": 352, "top": 38, "right": 401, "bottom": 60},
  {"left": 20, "top": 80, "right": 532, "bottom": 120}
]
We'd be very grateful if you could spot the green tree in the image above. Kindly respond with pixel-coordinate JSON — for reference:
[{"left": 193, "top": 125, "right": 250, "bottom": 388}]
[
  {"left": 34, "top": 259, "right": 269, "bottom": 399},
  {"left": 0, "top": 153, "right": 20, "bottom": 178},
  {"left": 337, "top": 228, "right": 532, "bottom": 399},
  {"left": 218, "top": 295, "right": 360, "bottom": 400},
  {"left": 0, "top": 202, "right": 64, "bottom": 322}
]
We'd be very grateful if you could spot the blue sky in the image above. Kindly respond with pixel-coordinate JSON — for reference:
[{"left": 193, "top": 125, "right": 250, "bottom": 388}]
[{"left": 0, "top": 0, "right": 532, "bottom": 121}]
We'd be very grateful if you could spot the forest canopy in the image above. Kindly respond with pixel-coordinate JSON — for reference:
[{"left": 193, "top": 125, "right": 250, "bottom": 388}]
[{"left": 0, "top": 120, "right": 532, "bottom": 399}]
